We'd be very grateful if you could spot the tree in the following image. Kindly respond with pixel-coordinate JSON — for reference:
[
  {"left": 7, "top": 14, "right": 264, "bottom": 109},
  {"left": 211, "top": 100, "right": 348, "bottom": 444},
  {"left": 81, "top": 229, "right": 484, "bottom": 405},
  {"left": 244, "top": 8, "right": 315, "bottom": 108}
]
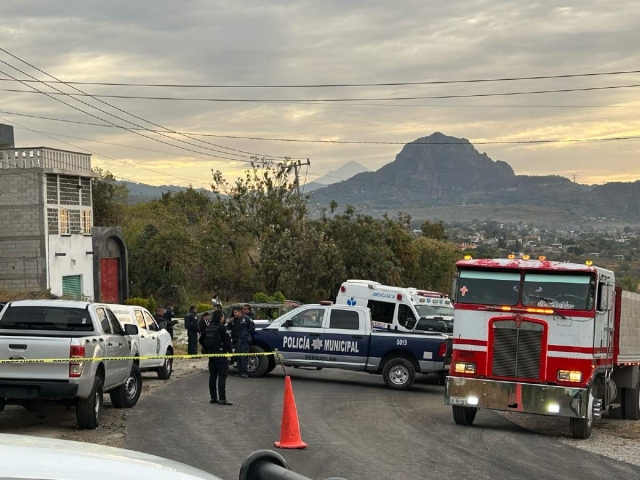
[
  {"left": 619, "top": 276, "right": 639, "bottom": 293},
  {"left": 92, "top": 168, "right": 129, "bottom": 227},
  {"left": 405, "top": 238, "right": 462, "bottom": 292},
  {"left": 420, "top": 219, "right": 447, "bottom": 240}
]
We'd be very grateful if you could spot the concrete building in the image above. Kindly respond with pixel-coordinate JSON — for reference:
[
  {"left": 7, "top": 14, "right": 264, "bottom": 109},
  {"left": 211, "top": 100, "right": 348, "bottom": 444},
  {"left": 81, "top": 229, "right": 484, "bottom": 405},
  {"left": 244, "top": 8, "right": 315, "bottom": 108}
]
[{"left": 0, "top": 125, "right": 128, "bottom": 301}]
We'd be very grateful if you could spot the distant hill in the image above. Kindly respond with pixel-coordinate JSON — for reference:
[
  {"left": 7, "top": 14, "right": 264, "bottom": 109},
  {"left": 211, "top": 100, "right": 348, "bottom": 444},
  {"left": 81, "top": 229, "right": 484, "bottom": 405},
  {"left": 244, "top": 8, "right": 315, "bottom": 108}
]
[
  {"left": 119, "top": 181, "right": 213, "bottom": 203},
  {"left": 303, "top": 161, "right": 369, "bottom": 192},
  {"left": 311, "top": 132, "right": 640, "bottom": 222}
]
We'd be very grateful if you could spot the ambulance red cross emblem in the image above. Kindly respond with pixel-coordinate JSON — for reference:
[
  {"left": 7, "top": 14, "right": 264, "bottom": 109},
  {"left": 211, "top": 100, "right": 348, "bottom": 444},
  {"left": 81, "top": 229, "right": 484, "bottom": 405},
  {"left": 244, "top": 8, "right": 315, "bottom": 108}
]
[{"left": 460, "top": 286, "right": 468, "bottom": 297}]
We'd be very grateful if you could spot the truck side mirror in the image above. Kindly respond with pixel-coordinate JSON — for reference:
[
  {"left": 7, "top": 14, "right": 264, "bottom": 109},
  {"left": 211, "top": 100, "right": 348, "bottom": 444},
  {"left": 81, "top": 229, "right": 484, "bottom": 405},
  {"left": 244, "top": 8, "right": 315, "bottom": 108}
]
[
  {"left": 451, "top": 274, "right": 458, "bottom": 302},
  {"left": 283, "top": 319, "right": 294, "bottom": 328},
  {"left": 124, "top": 324, "right": 139, "bottom": 336},
  {"left": 406, "top": 318, "right": 417, "bottom": 330}
]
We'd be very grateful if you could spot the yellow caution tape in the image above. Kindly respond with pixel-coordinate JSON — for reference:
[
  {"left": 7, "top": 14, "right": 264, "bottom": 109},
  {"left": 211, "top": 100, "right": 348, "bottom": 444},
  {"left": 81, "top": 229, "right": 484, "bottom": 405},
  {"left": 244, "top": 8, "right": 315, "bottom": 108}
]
[{"left": 0, "top": 351, "right": 276, "bottom": 364}]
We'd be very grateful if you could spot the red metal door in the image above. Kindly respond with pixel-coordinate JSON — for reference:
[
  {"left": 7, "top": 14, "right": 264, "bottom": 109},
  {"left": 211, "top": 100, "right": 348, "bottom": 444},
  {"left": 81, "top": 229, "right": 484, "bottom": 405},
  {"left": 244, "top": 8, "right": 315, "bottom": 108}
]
[{"left": 100, "top": 258, "right": 119, "bottom": 303}]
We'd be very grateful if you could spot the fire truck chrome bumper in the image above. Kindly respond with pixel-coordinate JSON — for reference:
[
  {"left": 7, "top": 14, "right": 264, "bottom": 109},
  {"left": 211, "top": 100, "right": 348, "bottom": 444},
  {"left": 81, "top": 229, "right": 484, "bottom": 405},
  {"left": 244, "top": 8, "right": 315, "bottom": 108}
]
[{"left": 444, "top": 377, "right": 589, "bottom": 418}]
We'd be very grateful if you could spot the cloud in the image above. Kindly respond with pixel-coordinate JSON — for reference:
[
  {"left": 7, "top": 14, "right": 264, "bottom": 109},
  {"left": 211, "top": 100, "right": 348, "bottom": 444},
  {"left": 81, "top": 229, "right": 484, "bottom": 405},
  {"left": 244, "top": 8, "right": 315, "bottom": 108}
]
[{"left": 0, "top": 0, "right": 639, "bottom": 187}]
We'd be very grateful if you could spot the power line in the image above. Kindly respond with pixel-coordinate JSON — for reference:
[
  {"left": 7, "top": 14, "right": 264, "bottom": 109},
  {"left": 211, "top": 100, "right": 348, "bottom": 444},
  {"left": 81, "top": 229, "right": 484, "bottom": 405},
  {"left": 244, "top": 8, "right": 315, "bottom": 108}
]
[
  {"left": 0, "top": 68, "right": 639, "bottom": 88},
  {"left": 1, "top": 108, "right": 639, "bottom": 147},
  {"left": 0, "top": 115, "right": 212, "bottom": 186},
  {"left": 2, "top": 82, "right": 640, "bottom": 103},
  {"left": 0, "top": 48, "right": 302, "bottom": 161},
  {"left": 0, "top": 64, "right": 258, "bottom": 166}
]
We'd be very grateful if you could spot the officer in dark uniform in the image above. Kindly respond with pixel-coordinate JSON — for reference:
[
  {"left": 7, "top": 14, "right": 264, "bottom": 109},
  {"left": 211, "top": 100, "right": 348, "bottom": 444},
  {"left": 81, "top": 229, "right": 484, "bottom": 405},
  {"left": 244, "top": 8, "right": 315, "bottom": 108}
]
[
  {"left": 198, "top": 311, "right": 210, "bottom": 353},
  {"left": 203, "top": 310, "right": 233, "bottom": 405},
  {"left": 163, "top": 306, "right": 179, "bottom": 339},
  {"left": 184, "top": 305, "right": 199, "bottom": 355},
  {"left": 229, "top": 306, "right": 255, "bottom": 378}
]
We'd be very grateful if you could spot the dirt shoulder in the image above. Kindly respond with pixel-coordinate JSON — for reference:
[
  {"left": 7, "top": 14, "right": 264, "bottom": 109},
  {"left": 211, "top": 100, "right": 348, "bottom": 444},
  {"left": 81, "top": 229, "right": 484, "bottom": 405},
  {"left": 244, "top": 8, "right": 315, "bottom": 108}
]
[{"left": 0, "top": 326, "right": 207, "bottom": 448}]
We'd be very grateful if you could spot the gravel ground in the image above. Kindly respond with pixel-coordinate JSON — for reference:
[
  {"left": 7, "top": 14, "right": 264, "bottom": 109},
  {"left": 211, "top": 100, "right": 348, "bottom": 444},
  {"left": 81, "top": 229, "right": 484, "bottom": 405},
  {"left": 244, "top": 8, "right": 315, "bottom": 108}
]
[
  {"left": 0, "top": 324, "right": 207, "bottom": 448},
  {"left": 497, "top": 411, "right": 640, "bottom": 467}
]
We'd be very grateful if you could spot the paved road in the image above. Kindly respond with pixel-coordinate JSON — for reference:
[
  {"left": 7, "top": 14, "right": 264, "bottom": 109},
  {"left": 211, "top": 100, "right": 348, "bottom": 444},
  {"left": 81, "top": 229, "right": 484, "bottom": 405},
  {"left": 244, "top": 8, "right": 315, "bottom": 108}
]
[{"left": 126, "top": 368, "right": 640, "bottom": 480}]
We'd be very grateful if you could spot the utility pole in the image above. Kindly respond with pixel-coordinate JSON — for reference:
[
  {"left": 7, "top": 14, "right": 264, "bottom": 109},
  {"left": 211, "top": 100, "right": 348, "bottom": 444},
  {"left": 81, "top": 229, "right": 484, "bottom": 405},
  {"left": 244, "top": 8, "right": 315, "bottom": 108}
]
[
  {"left": 572, "top": 174, "right": 577, "bottom": 183},
  {"left": 292, "top": 159, "right": 311, "bottom": 195}
]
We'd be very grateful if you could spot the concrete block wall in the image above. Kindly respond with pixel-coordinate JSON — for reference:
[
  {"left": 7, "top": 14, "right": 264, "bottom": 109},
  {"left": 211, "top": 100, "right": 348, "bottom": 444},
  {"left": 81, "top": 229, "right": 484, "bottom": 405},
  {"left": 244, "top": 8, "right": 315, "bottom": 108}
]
[
  {"left": 0, "top": 169, "right": 46, "bottom": 292},
  {"left": 619, "top": 290, "right": 640, "bottom": 355}
]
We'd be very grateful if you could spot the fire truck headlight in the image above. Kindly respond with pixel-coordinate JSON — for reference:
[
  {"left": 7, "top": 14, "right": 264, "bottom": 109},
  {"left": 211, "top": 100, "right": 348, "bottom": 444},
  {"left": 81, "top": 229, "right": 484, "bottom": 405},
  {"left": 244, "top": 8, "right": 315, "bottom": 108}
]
[
  {"left": 558, "top": 370, "right": 582, "bottom": 382},
  {"left": 547, "top": 403, "right": 560, "bottom": 414},
  {"left": 454, "top": 362, "right": 476, "bottom": 374}
]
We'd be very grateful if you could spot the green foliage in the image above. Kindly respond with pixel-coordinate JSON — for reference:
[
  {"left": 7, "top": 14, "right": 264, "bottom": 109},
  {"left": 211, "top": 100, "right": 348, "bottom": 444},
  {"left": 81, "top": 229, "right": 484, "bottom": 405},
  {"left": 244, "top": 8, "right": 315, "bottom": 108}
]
[
  {"left": 421, "top": 219, "right": 447, "bottom": 240},
  {"left": 147, "top": 296, "right": 157, "bottom": 314},
  {"left": 92, "top": 168, "right": 129, "bottom": 227},
  {"left": 196, "top": 302, "right": 211, "bottom": 313},
  {"left": 254, "top": 291, "right": 286, "bottom": 303},
  {"left": 108, "top": 162, "right": 466, "bottom": 306},
  {"left": 619, "top": 276, "right": 639, "bottom": 292},
  {"left": 125, "top": 297, "right": 152, "bottom": 310}
]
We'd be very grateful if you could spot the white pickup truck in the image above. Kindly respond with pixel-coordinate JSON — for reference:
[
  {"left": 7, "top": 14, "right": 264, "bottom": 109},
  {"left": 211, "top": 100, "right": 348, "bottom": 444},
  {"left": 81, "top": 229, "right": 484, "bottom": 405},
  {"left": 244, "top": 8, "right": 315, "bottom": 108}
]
[{"left": 0, "top": 300, "right": 141, "bottom": 429}]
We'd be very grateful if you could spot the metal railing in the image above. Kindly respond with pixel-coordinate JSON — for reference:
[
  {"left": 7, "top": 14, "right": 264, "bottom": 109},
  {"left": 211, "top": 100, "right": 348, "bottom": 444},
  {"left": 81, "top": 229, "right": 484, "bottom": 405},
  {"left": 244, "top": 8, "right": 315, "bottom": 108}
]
[{"left": 0, "top": 148, "right": 91, "bottom": 172}]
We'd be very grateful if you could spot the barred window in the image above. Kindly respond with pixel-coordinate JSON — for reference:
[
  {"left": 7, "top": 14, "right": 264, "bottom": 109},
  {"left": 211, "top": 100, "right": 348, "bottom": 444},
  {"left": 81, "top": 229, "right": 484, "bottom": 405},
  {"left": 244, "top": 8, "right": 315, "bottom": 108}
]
[
  {"left": 82, "top": 210, "right": 92, "bottom": 234},
  {"left": 47, "top": 208, "right": 59, "bottom": 235},
  {"left": 69, "top": 210, "right": 82, "bottom": 234},
  {"left": 59, "top": 176, "right": 80, "bottom": 205},
  {"left": 81, "top": 177, "right": 91, "bottom": 206},
  {"left": 46, "top": 175, "right": 58, "bottom": 204},
  {"left": 60, "top": 209, "right": 70, "bottom": 235}
]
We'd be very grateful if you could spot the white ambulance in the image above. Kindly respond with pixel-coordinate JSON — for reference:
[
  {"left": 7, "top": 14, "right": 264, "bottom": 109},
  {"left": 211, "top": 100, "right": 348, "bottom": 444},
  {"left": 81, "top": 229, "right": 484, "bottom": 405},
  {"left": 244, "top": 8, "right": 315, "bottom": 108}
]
[{"left": 336, "top": 280, "right": 454, "bottom": 334}]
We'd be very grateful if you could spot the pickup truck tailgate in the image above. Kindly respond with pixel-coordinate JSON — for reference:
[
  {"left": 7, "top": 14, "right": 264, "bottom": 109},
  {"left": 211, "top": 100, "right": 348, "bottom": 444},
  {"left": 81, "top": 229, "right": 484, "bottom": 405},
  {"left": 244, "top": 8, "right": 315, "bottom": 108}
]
[{"left": 0, "top": 337, "right": 71, "bottom": 381}]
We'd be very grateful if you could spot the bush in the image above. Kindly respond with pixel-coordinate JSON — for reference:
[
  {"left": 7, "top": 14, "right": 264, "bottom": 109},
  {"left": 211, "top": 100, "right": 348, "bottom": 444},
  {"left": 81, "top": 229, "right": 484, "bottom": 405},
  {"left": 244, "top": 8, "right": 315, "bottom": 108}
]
[
  {"left": 148, "top": 296, "right": 157, "bottom": 313},
  {"left": 253, "top": 291, "right": 285, "bottom": 303},
  {"left": 125, "top": 297, "right": 151, "bottom": 310},
  {"left": 196, "top": 302, "right": 212, "bottom": 313}
]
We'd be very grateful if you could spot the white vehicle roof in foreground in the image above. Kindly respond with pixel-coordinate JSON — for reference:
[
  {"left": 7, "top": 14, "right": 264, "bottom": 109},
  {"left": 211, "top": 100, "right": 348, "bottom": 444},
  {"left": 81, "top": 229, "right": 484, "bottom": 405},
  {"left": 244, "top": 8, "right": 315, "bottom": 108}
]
[
  {"left": 6, "top": 299, "right": 93, "bottom": 309},
  {"left": 0, "top": 434, "right": 221, "bottom": 480}
]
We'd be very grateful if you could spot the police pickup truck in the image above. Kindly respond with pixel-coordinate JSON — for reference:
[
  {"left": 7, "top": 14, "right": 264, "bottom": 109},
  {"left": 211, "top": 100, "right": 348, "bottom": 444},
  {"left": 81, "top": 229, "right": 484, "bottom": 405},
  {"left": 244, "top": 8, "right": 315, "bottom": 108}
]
[{"left": 247, "top": 303, "right": 450, "bottom": 390}]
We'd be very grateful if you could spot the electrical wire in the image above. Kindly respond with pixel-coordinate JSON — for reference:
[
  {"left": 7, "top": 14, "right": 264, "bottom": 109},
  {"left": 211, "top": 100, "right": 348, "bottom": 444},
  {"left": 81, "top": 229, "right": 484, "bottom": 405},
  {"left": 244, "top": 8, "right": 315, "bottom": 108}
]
[
  {"left": 2, "top": 82, "right": 640, "bottom": 103},
  {"left": 0, "top": 68, "right": 639, "bottom": 88},
  {"left": 0, "top": 48, "right": 304, "bottom": 161},
  {"left": 1, "top": 109, "right": 639, "bottom": 146}
]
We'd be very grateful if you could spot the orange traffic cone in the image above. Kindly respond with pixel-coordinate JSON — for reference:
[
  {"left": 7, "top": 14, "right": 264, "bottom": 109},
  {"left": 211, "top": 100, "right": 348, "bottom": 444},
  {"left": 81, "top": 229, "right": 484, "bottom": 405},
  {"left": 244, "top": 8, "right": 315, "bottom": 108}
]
[{"left": 274, "top": 375, "right": 308, "bottom": 449}]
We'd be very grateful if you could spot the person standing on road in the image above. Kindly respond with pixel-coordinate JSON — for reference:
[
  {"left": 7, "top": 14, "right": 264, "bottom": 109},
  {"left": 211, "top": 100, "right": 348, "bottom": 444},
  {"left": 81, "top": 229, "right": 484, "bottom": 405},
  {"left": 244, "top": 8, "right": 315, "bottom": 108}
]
[
  {"left": 229, "top": 306, "right": 255, "bottom": 378},
  {"left": 203, "top": 310, "right": 233, "bottom": 405},
  {"left": 163, "top": 306, "right": 179, "bottom": 339},
  {"left": 199, "top": 311, "right": 210, "bottom": 353},
  {"left": 184, "top": 305, "right": 199, "bottom": 355}
]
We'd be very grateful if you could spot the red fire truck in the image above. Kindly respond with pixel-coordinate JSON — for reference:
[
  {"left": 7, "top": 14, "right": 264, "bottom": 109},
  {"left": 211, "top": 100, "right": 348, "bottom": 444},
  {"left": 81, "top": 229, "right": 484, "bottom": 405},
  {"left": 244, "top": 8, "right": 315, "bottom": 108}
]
[{"left": 445, "top": 257, "right": 640, "bottom": 439}]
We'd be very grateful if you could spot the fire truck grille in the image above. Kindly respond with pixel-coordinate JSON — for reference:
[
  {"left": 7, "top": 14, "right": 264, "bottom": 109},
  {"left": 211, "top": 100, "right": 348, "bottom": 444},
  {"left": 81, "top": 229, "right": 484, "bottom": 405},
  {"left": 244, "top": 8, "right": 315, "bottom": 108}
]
[{"left": 491, "top": 321, "right": 543, "bottom": 380}]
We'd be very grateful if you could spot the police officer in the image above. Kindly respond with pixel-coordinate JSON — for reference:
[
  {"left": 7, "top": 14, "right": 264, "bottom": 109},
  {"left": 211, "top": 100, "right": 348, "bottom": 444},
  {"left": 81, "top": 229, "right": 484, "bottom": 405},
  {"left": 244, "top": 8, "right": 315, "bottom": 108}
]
[
  {"left": 229, "top": 306, "right": 255, "bottom": 378},
  {"left": 163, "top": 306, "right": 179, "bottom": 339},
  {"left": 242, "top": 304, "right": 255, "bottom": 320},
  {"left": 198, "top": 311, "right": 210, "bottom": 353},
  {"left": 203, "top": 310, "right": 233, "bottom": 405},
  {"left": 184, "top": 305, "right": 199, "bottom": 355}
]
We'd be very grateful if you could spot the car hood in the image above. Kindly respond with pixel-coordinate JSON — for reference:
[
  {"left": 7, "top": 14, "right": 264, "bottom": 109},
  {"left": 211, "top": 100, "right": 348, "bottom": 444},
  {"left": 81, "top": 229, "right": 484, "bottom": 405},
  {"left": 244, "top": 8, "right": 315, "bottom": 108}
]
[{"left": 0, "top": 434, "right": 222, "bottom": 480}]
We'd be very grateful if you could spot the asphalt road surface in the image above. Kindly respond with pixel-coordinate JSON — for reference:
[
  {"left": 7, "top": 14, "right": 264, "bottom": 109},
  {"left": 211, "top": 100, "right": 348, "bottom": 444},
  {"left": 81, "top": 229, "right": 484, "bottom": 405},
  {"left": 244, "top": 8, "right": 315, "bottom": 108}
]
[{"left": 126, "top": 368, "right": 640, "bottom": 480}]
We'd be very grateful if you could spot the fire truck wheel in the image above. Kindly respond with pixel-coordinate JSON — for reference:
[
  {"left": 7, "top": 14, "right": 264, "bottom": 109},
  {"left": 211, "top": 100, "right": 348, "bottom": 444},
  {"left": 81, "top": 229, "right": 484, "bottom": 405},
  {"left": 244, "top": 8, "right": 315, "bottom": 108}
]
[
  {"left": 382, "top": 358, "right": 415, "bottom": 390},
  {"left": 570, "top": 389, "right": 594, "bottom": 439},
  {"left": 452, "top": 406, "right": 477, "bottom": 426},
  {"left": 624, "top": 376, "right": 640, "bottom": 420}
]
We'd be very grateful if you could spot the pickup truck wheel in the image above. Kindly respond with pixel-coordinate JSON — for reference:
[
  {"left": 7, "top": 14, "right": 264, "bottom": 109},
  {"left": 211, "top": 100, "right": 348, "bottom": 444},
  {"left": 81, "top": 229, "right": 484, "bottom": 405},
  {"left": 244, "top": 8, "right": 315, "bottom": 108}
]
[
  {"left": 382, "top": 358, "right": 415, "bottom": 390},
  {"left": 157, "top": 350, "right": 173, "bottom": 380},
  {"left": 624, "top": 376, "right": 640, "bottom": 420},
  {"left": 110, "top": 365, "right": 143, "bottom": 409},
  {"left": 452, "top": 406, "right": 477, "bottom": 426},
  {"left": 247, "top": 345, "right": 269, "bottom": 378},
  {"left": 76, "top": 376, "right": 103, "bottom": 430}
]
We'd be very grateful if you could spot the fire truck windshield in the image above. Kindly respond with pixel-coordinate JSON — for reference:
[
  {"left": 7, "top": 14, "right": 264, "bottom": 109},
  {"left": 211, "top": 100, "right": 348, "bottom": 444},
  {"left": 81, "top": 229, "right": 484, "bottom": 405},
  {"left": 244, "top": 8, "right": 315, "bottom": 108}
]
[
  {"left": 457, "top": 270, "right": 520, "bottom": 305},
  {"left": 522, "top": 273, "right": 593, "bottom": 310}
]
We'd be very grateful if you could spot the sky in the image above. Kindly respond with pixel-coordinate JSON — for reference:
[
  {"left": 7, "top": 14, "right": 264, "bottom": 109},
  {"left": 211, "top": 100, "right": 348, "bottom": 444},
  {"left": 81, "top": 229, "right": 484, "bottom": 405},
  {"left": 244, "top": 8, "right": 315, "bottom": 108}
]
[{"left": 1, "top": 0, "right": 639, "bottom": 189}]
